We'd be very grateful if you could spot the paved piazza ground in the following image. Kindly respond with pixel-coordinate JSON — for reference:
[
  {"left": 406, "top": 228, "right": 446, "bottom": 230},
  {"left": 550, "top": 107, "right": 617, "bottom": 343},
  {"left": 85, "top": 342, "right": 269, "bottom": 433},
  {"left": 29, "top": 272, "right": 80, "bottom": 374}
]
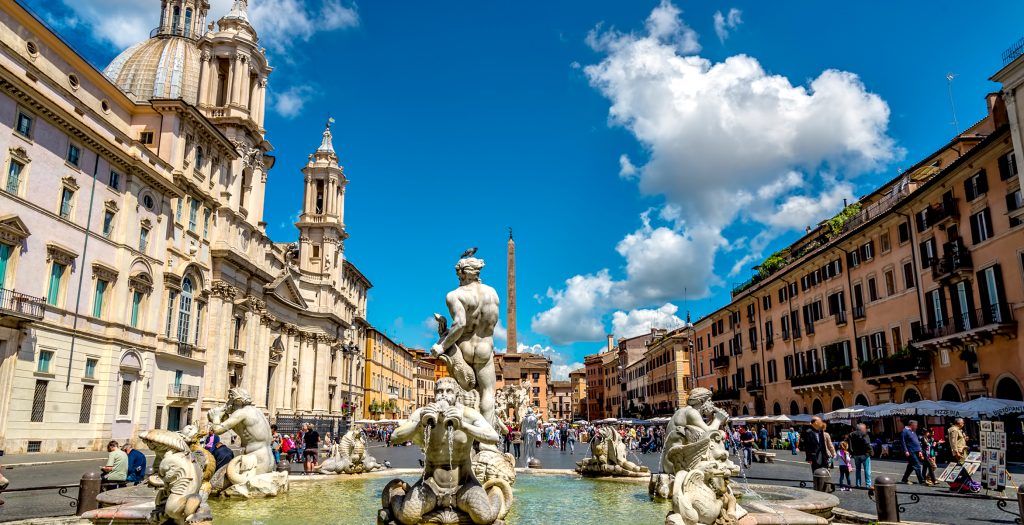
[{"left": 1, "top": 444, "right": 1020, "bottom": 524}]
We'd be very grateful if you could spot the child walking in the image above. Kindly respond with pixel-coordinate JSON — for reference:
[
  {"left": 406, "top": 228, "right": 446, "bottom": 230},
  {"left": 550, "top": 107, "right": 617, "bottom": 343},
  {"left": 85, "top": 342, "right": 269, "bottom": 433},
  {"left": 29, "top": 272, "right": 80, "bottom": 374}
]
[{"left": 837, "top": 442, "right": 852, "bottom": 491}]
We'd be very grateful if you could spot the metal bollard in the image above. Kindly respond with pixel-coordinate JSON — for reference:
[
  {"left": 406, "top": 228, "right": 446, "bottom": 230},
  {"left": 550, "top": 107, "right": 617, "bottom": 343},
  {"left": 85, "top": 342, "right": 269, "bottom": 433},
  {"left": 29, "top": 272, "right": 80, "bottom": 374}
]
[
  {"left": 873, "top": 475, "right": 899, "bottom": 523},
  {"left": 76, "top": 471, "right": 101, "bottom": 516},
  {"left": 1017, "top": 484, "right": 1024, "bottom": 525},
  {"left": 813, "top": 467, "right": 832, "bottom": 493}
]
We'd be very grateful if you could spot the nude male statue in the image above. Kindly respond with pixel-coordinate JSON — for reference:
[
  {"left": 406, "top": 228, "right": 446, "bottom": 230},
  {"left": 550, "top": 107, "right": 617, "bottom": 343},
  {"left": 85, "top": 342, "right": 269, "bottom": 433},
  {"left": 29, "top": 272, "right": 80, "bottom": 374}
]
[
  {"left": 208, "top": 388, "right": 275, "bottom": 483},
  {"left": 431, "top": 256, "right": 500, "bottom": 430},
  {"left": 661, "top": 387, "right": 729, "bottom": 475},
  {"left": 384, "top": 378, "right": 507, "bottom": 525}
]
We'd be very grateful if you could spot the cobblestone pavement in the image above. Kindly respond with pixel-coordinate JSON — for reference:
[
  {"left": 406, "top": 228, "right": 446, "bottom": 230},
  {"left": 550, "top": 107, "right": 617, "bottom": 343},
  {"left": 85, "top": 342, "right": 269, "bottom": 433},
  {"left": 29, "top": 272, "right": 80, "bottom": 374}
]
[{"left": 1, "top": 443, "right": 1020, "bottom": 523}]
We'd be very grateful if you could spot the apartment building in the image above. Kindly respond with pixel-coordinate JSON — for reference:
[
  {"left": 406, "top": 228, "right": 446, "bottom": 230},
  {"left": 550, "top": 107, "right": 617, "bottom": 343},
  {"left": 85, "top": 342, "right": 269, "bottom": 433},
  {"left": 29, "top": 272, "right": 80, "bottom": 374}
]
[
  {"left": 695, "top": 72, "right": 1024, "bottom": 416},
  {"left": 363, "top": 328, "right": 415, "bottom": 420}
]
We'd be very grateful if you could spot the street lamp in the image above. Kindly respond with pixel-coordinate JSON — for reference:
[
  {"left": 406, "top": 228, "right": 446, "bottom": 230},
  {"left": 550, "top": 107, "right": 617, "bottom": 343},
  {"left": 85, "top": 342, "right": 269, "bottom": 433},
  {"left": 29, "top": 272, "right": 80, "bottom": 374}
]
[{"left": 342, "top": 328, "right": 361, "bottom": 428}]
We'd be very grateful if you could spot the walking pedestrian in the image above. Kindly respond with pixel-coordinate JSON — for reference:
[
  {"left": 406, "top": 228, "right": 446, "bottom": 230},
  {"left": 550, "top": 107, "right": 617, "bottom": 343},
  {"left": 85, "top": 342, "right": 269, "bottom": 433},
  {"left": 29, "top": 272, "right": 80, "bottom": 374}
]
[
  {"left": 303, "top": 424, "right": 320, "bottom": 475},
  {"left": 787, "top": 428, "right": 799, "bottom": 455},
  {"left": 849, "top": 423, "right": 873, "bottom": 488},
  {"left": 920, "top": 430, "right": 938, "bottom": 486},
  {"left": 899, "top": 420, "right": 925, "bottom": 485},
  {"left": 560, "top": 425, "right": 568, "bottom": 452},
  {"left": 836, "top": 442, "right": 852, "bottom": 491},
  {"left": 740, "top": 426, "right": 756, "bottom": 468},
  {"left": 758, "top": 426, "right": 769, "bottom": 451},
  {"left": 512, "top": 428, "right": 522, "bottom": 459},
  {"left": 568, "top": 426, "right": 577, "bottom": 454},
  {"left": 802, "top": 417, "right": 835, "bottom": 474}
]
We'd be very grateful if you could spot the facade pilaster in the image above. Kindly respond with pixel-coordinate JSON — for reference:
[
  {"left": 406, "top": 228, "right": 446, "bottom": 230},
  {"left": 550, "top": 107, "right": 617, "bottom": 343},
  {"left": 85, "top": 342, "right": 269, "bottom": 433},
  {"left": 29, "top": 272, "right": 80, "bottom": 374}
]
[
  {"left": 297, "top": 332, "right": 315, "bottom": 412},
  {"left": 198, "top": 50, "right": 211, "bottom": 105}
]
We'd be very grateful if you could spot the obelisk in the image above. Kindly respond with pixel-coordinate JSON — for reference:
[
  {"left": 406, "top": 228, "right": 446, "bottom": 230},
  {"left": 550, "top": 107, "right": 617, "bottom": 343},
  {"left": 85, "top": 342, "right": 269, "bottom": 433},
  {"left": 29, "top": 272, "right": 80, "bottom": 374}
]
[{"left": 507, "top": 228, "right": 517, "bottom": 354}]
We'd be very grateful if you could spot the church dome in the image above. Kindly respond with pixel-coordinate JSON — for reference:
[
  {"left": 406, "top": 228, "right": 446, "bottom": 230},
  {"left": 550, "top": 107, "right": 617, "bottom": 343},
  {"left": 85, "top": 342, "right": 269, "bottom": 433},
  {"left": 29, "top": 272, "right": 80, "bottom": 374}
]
[{"left": 103, "top": 35, "right": 201, "bottom": 105}]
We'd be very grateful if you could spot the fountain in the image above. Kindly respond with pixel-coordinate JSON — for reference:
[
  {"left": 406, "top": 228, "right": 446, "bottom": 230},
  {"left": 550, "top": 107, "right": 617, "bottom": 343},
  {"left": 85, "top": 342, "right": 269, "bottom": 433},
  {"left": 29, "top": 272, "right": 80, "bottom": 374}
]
[
  {"left": 318, "top": 424, "right": 386, "bottom": 475},
  {"left": 575, "top": 427, "right": 650, "bottom": 478}
]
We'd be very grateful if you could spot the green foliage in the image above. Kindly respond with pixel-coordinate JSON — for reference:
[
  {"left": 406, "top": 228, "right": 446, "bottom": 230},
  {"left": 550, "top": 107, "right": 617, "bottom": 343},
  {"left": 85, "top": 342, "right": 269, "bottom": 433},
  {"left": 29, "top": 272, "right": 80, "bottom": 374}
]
[
  {"left": 826, "top": 203, "right": 863, "bottom": 238},
  {"left": 757, "top": 249, "right": 790, "bottom": 278}
]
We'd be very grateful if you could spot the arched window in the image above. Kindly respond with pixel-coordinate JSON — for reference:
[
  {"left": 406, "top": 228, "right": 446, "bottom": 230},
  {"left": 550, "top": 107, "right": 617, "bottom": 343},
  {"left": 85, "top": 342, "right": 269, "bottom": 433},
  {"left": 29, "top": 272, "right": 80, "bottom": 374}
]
[
  {"left": 941, "top": 384, "right": 962, "bottom": 402},
  {"left": 831, "top": 396, "right": 845, "bottom": 411},
  {"left": 172, "top": 6, "right": 181, "bottom": 33},
  {"left": 772, "top": 402, "right": 782, "bottom": 416},
  {"left": 183, "top": 8, "right": 193, "bottom": 37},
  {"left": 195, "top": 146, "right": 203, "bottom": 170},
  {"left": 177, "top": 277, "right": 193, "bottom": 343},
  {"left": 996, "top": 377, "right": 1024, "bottom": 401},
  {"left": 789, "top": 400, "right": 799, "bottom": 415},
  {"left": 812, "top": 398, "right": 823, "bottom": 415},
  {"left": 855, "top": 394, "right": 870, "bottom": 406},
  {"left": 903, "top": 388, "right": 921, "bottom": 403}
]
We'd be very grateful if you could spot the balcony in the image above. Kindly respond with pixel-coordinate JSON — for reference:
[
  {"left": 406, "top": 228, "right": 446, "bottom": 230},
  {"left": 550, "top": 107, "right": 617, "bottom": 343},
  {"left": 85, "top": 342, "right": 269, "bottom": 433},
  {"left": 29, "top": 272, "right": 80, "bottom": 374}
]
[
  {"left": 853, "top": 306, "right": 866, "bottom": 320},
  {"left": 860, "top": 353, "right": 931, "bottom": 385},
  {"left": 0, "top": 288, "right": 45, "bottom": 326},
  {"left": 834, "top": 310, "right": 848, "bottom": 326},
  {"left": 791, "top": 367, "right": 853, "bottom": 391},
  {"left": 176, "top": 342, "right": 196, "bottom": 358},
  {"left": 167, "top": 383, "right": 200, "bottom": 400},
  {"left": 712, "top": 355, "right": 730, "bottom": 370},
  {"left": 931, "top": 240, "right": 972, "bottom": 282},
  {"left": 913, "top": 303, "right": 1016, "bottom": 351},
  {"left": 745, "top": 380, "right": 764, "bottom": 396},
  {"left": 228, "top": 348, "right": 246, "bottom": 365},
  {"left": 711, "top": 388, "right": 740, "bottom": 402}
]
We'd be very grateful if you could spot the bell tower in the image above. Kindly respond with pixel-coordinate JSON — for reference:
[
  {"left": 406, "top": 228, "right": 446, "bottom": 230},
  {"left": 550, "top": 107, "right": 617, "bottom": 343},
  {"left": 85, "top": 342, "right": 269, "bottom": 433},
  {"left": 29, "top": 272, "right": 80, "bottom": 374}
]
[
  {"left": 296, "top": 120, "right": 349, "bottom": 275},
  {"left": 158, "top": 0, "right": 209, "bottom": 39}
]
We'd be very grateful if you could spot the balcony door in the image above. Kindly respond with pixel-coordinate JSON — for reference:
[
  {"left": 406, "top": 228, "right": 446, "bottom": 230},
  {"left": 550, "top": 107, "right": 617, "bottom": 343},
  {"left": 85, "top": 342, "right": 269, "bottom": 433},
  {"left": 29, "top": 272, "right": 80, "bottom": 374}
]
[
  {"left": 978, "top": 265, "right": 1007, "bottom": 324},
  {"left": 177, "top": 278, "right": 193, "bottom": 343},
  {"left": 167, "top": 406, "right": 182, "bottom": 432},
  {"left": 954, "top": 281, "right": 974, "bottom": 331}
]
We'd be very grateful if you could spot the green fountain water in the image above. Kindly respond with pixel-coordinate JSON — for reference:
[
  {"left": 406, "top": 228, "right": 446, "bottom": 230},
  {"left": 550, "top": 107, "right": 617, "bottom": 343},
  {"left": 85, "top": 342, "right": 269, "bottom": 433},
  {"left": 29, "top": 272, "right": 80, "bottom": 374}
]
[{"left": 209, "top": 474, "right": 670, "bottom": 524}]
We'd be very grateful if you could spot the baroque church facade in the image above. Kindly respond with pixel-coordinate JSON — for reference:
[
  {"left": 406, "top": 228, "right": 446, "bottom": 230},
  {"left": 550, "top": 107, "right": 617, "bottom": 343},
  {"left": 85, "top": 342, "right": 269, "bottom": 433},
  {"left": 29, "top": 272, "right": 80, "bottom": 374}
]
[{"left": 0, "top": 0, "right": 370, "bottom": 453}]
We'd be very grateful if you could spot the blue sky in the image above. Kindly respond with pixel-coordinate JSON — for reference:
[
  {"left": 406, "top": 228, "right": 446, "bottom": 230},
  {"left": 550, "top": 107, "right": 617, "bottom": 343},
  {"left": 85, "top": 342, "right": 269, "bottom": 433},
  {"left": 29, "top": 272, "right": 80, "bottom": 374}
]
[{"left": 27, "top": 0, "right": 1024, "bottom": 377}]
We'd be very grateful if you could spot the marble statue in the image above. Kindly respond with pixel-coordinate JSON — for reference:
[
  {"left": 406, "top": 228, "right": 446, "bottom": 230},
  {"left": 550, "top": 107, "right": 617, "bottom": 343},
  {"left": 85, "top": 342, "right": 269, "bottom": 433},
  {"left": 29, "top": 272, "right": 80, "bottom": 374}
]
[
  {"left": 430, "top": 256, "right": 500, "bottom": 429},
  {"left": 319, "top": 424, "right": 385, "bottom": 474},
  {"left": 652, "top": 388, "right": 741, "bottom": 525},
  {"left": 139, "top": 429, "right": 210, "bottom": 525},
  {"left": 207, "top": 388, "right": 289, "bottom": 498},
  {"left": 494, "top": 380, "right": 531, "bottom": 428},
  {"left": 378, "top": 377, "right": 512, "bottom": 525},
  {"left": 575, "top": 426, "right": 650, "bottom": 478},
  {"left": 178, "top": 425, "right": 216, "bottom": 494},
  {"left": 521, "top": 407, "right": 540, "bottom": 467}
]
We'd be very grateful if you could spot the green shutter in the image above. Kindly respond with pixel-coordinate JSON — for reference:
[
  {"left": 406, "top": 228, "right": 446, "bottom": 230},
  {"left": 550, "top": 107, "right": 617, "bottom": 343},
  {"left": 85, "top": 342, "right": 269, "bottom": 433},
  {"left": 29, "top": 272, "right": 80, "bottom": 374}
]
[
  {"left": 131, "top": 291, "right": 141, "bottom": 328},
  {"left": 0, "top": 243, "right": 10, "bottom": 290},
  {"left": 48, "top": 263, "right": 64, "bottom": 306},
  {"left": 93, "top": 280, "right": 106, "bottom": 318}
]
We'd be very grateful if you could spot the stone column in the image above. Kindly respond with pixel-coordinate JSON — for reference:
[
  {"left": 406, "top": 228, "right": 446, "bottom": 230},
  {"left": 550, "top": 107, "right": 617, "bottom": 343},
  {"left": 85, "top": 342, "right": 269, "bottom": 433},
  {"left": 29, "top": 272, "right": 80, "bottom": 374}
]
[
  {"left": 198, "top": 51, "right": 211, "bottom": 106},
  {"left": 256, "top": 79, "right": 267, "bottom": 127},
  {"left": 252, "top": 317, "right": 269, "bottom": 408},
  {"left": 313, "top": 337, "right": 330, "bottom": 412},
  {"left": 230, "top": 54, "right": 242, "bottom": 105},
  {"left": 297, "top": 333, "right": 315, "bottom": 412},
  {"left": 242, "top": 310, "right": 257, "bottom": 393},
  {"left": 248, "top": 166, "right": 266, "bottom": 225},
  {"left": 240, "top": 62, "right": 251, "bottom": 109},
  {"left": 225, "top": 55, "right": 236, "bottom": 106}
]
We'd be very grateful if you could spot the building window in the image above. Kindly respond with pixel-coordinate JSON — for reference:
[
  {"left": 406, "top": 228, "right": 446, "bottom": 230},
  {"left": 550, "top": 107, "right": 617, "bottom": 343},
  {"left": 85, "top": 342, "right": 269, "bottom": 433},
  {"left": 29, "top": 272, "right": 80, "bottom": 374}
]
[
  {"left": 165, "top": 290, "right": 177, "bottom": 337},
  {"left": 102, "top": 210, "right": 115, "bottom": 237},
  {"left": 177, "top": 278, "right": 193, "bottom": 343},
  {"left": 903, "top": 262, "right": 916, "bottom": 289},
  {"left": 38, "top": 349, "right": 53, "bottom": 373},
  {"left": 130, "top": 291, "right": 143, "bottom": 328},
  {"left": 66, "top": 143, "right": 81, "bottom": 167},
  {"left": 999, "top": 152, "right": 1018, "bottom": 180},
  {"left": 79, "top": 385, "right": 94, "bottom": 423},
  {"left": 897, "top": 221, "right": 911, "bottom": 244},
  {"left": 6, "top": 159, "right": 24, "bottom": 194},
  {"left": 15, "top": 110, "right": 33, "bottom": 138},
  {"left": 183, "top": 8, "right": 193, "bottom": 37},
  {"left": 203, "top": 208, "right": 211, "bottom": 238},
  {"left": 919, "top": 238, "right": 937, "bottom": 268},
  {"left": 188, "top": 198, "right": 199, "bottom": 232},
  {"left": 884, "top": 269, "right": 895, "bottom": 296},
  {"left": 880, "top": 232, "right": 891, "bottom": 253},
  {"left": 176, "top": 198, "right": 183, "bottom": 222},
  {"left": 59, "top": 187, "right": 74, "bottom": 219},
  {"left": 139, "top": 131, "right": 154, "bottom": 145},
  {"left": 118, "top": 380, "right": 132, "bottom": 416},
  {"left": 969, "top": 208, "right": 993, "bottom": 244},
  {"left": 31, "top": 380, "right": 48, "bottom": 422},
  {"left": 47, "top": 262, "right": 66, "bottom": 306},
  {"left": 194, "top": 302, "right": 203, "bottom": 345},
  {"left": 85, "top": 358, "right": 97, "bottom": 378},
  {"left": 233, "top": 316, "right": 242, "bottom": 349},
  {"left": 312, "top": 244, "right": 320, "bottom": 258},
  {"left": 92, "top": 279, "right": 108, "bottom": 318},
  {"left": 964, "top": 169, "right": 988, "bottom": 201},
  {"left": 109, "top": 170, "right": 120, "bottom": 190},
  {"left": 142, "top": 194, "right": 155, "bottom": 210},
  {"left": 1007, "top": 189, "right": 1023, "bottom": 227},
  {"left": 868, "top": 277, "right": 878, "bottom": 302},
  {"left": 195, "top": 146, "right": 203, "bottom": 170},
  {"left": 139, "top": 226, "right": 150, "bottom": 253}
]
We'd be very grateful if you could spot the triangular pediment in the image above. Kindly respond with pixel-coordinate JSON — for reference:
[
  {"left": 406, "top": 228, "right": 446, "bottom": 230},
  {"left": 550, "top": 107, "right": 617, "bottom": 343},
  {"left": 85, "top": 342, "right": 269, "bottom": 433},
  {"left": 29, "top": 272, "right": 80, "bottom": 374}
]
[
  {"left": 266, "top": 271, "right": 307, "bottom": 309},
  {"left": 0, "top": 214, "right": 30, "bottom": 244}
]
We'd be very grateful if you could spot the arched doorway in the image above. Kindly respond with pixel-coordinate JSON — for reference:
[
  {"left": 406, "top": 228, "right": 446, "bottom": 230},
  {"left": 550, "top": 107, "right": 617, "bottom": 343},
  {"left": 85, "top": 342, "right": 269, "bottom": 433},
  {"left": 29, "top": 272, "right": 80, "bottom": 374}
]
[
  {"left": 941, "top": 384, "right": 962, "bottom": 402},
  {"left": 112, "top": 351, "right": 143, "bottom": 441},
  {"left": 790, "top": 401, "right": 799, "bottom": 415},
  {"left": 812, "top": 398, "right": 823, "bottom": 415},
  {"left": 773, "top": 402, "right": 782, "bottom": 416},
  {"left": 832, "top": 396, "right": 845, "bottom": 411},
  {"left": 903, "top": 388, "right": 921, "bottom": 403},
  {"left": 855, "top": 394, "right": 869, "bottom": 406},
  {"left": 742, "top": 405, "right": 749, "bottom": 415},
  {"left": 996, "top": 377, "right": 1024, "bottom": 401}
]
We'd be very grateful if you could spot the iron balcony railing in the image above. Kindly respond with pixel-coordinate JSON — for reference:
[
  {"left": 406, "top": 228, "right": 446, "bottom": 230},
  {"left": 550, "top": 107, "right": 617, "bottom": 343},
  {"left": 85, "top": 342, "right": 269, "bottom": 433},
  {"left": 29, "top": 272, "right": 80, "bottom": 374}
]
[
  {"left": 745, "top": 379, "right": 764, "bottom": 395},
  {"left": 859, "top": 354, "right": 931, "bottom": 379},
  {"left": 853, "top": 306, "right": 866, "bottom": 320},
  {"left": 791, "top": 367, "right": 852, "bottom": 387},
  {"left": 834, "top": 310, "right": 848, "bottom": 326},
  {"left": 0, "top": 288, "right": 45, "bottom": 321},
  {"left": 1003, "top": 36, "right": 1024, "bottom": 65},
  {"left": 167, "top": 383, "right": 200, "bottom": 399},
  {"left": 913, "top": 303, "right": 1015, "bottom": 341},
  {"left": 711, "top": 388, "right": 740, "bottom": 401},
  {"left": 930, "top": 240, "right": 972, "bottom": 281},
  {"left": 176, "top": 342, "right": 196, "bottom": 358},
  {"left": 712, "top": 355, "right": 730, "bottom": 369}
]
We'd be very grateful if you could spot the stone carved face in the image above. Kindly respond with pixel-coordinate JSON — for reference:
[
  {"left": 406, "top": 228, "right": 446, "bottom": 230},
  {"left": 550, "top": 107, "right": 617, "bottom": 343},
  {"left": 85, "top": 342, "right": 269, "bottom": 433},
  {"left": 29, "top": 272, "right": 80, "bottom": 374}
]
[
  {"left": 227, "top": 388, "right": 253, "bottom": 411},
  {"left": 435, "top": 377, "right": 460, "bottom": 406}
]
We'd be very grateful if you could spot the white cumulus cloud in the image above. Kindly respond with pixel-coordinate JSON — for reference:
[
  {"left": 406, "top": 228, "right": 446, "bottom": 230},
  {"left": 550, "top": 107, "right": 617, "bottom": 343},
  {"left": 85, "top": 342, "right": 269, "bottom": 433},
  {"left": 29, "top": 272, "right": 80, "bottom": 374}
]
[
  {"left": 517, "top": 343, "right": 583, "bottom": 381},
  {"left": 273, "top": 85, "right": 315, "bottom": 118},
  {"left": 612, "top": 303, "right": 687, "bottom": 339},
  {"left": 533, "top": 1, "right": 900, "bottom": 345},
  {"left": 713, "top": 8, "right": 743, "bottom": 43}
]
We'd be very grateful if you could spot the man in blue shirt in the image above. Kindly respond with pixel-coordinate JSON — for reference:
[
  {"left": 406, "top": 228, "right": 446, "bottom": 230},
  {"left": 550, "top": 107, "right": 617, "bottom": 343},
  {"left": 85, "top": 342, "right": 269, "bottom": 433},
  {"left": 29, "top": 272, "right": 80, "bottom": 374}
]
[
  {"left": 213, "top": 441, "right": 235, "bottom": 472},
  {"left": 122, "top": 442, "right": 147, "bottom": 485},
  {"left": 758, "top": 426, "right": 769, "bottom": 450},
  {"left": 900, "top": 420, "right": 925, "bottom": 485}
]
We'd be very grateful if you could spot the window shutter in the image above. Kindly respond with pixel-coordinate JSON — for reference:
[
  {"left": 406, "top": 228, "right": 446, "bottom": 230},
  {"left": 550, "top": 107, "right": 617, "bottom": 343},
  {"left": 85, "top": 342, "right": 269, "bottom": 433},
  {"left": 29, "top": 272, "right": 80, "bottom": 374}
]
[
  {"left": 964, "top": 178, "right": 976, "bottom": 201},
  {"left": 999, "top": 153, "right": 1011, "bottom": 180},
  {"left": 977, "top": 169, "right": 988, "bottom": 194},
  {"left": 982, "top": 208, "right": 994, "bottom": 239},
  {"left": 969, "top": 212, "right": 980, "bottom": 245}
]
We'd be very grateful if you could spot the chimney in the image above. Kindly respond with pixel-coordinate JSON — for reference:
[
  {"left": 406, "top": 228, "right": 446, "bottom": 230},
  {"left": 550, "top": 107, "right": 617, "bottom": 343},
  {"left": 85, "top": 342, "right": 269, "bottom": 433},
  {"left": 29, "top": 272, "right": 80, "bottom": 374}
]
[
  {"left": 606, "top": 334, "right": 614, "bottom": 353},
  {"left": 987, "top": 92, "right": 1009, "bottom": 129}
]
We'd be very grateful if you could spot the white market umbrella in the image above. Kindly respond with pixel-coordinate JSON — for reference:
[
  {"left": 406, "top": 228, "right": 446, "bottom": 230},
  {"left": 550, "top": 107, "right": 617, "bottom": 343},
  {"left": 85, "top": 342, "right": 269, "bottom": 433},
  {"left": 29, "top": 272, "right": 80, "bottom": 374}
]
[
  {"left": 955, "top": 397, "right": 1024, "bottom": 418},
  {"left": 906, "top": 400, "right": 965, "bottom": 417},
  {"left": 861, "top": 402, "right": 903, "bottom": 418},
  {"left": 823, "top": 405, "right": 867, "bottom": 421}
]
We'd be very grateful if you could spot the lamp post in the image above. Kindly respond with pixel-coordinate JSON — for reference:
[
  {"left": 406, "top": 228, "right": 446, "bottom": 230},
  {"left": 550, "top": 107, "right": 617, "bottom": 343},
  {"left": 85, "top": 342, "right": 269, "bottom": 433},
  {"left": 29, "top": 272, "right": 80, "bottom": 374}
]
[{"left": 342, "top": 328, "right": 360, "bottom": 429}]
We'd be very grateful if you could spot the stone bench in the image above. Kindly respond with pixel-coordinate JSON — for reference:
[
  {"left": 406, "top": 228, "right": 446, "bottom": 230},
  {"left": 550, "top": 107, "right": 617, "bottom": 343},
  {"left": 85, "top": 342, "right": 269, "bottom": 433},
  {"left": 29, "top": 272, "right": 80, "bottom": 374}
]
[{"left": 753, "top": 451, "right": 776, "bottom": 463}]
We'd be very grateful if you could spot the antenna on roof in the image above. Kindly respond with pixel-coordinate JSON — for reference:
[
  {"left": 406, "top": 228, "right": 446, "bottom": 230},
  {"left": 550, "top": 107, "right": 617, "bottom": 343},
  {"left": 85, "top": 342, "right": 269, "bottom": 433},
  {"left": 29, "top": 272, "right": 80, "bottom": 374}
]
[{"left": 946, "top": 72, "right": 960, "bottom": 135}]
